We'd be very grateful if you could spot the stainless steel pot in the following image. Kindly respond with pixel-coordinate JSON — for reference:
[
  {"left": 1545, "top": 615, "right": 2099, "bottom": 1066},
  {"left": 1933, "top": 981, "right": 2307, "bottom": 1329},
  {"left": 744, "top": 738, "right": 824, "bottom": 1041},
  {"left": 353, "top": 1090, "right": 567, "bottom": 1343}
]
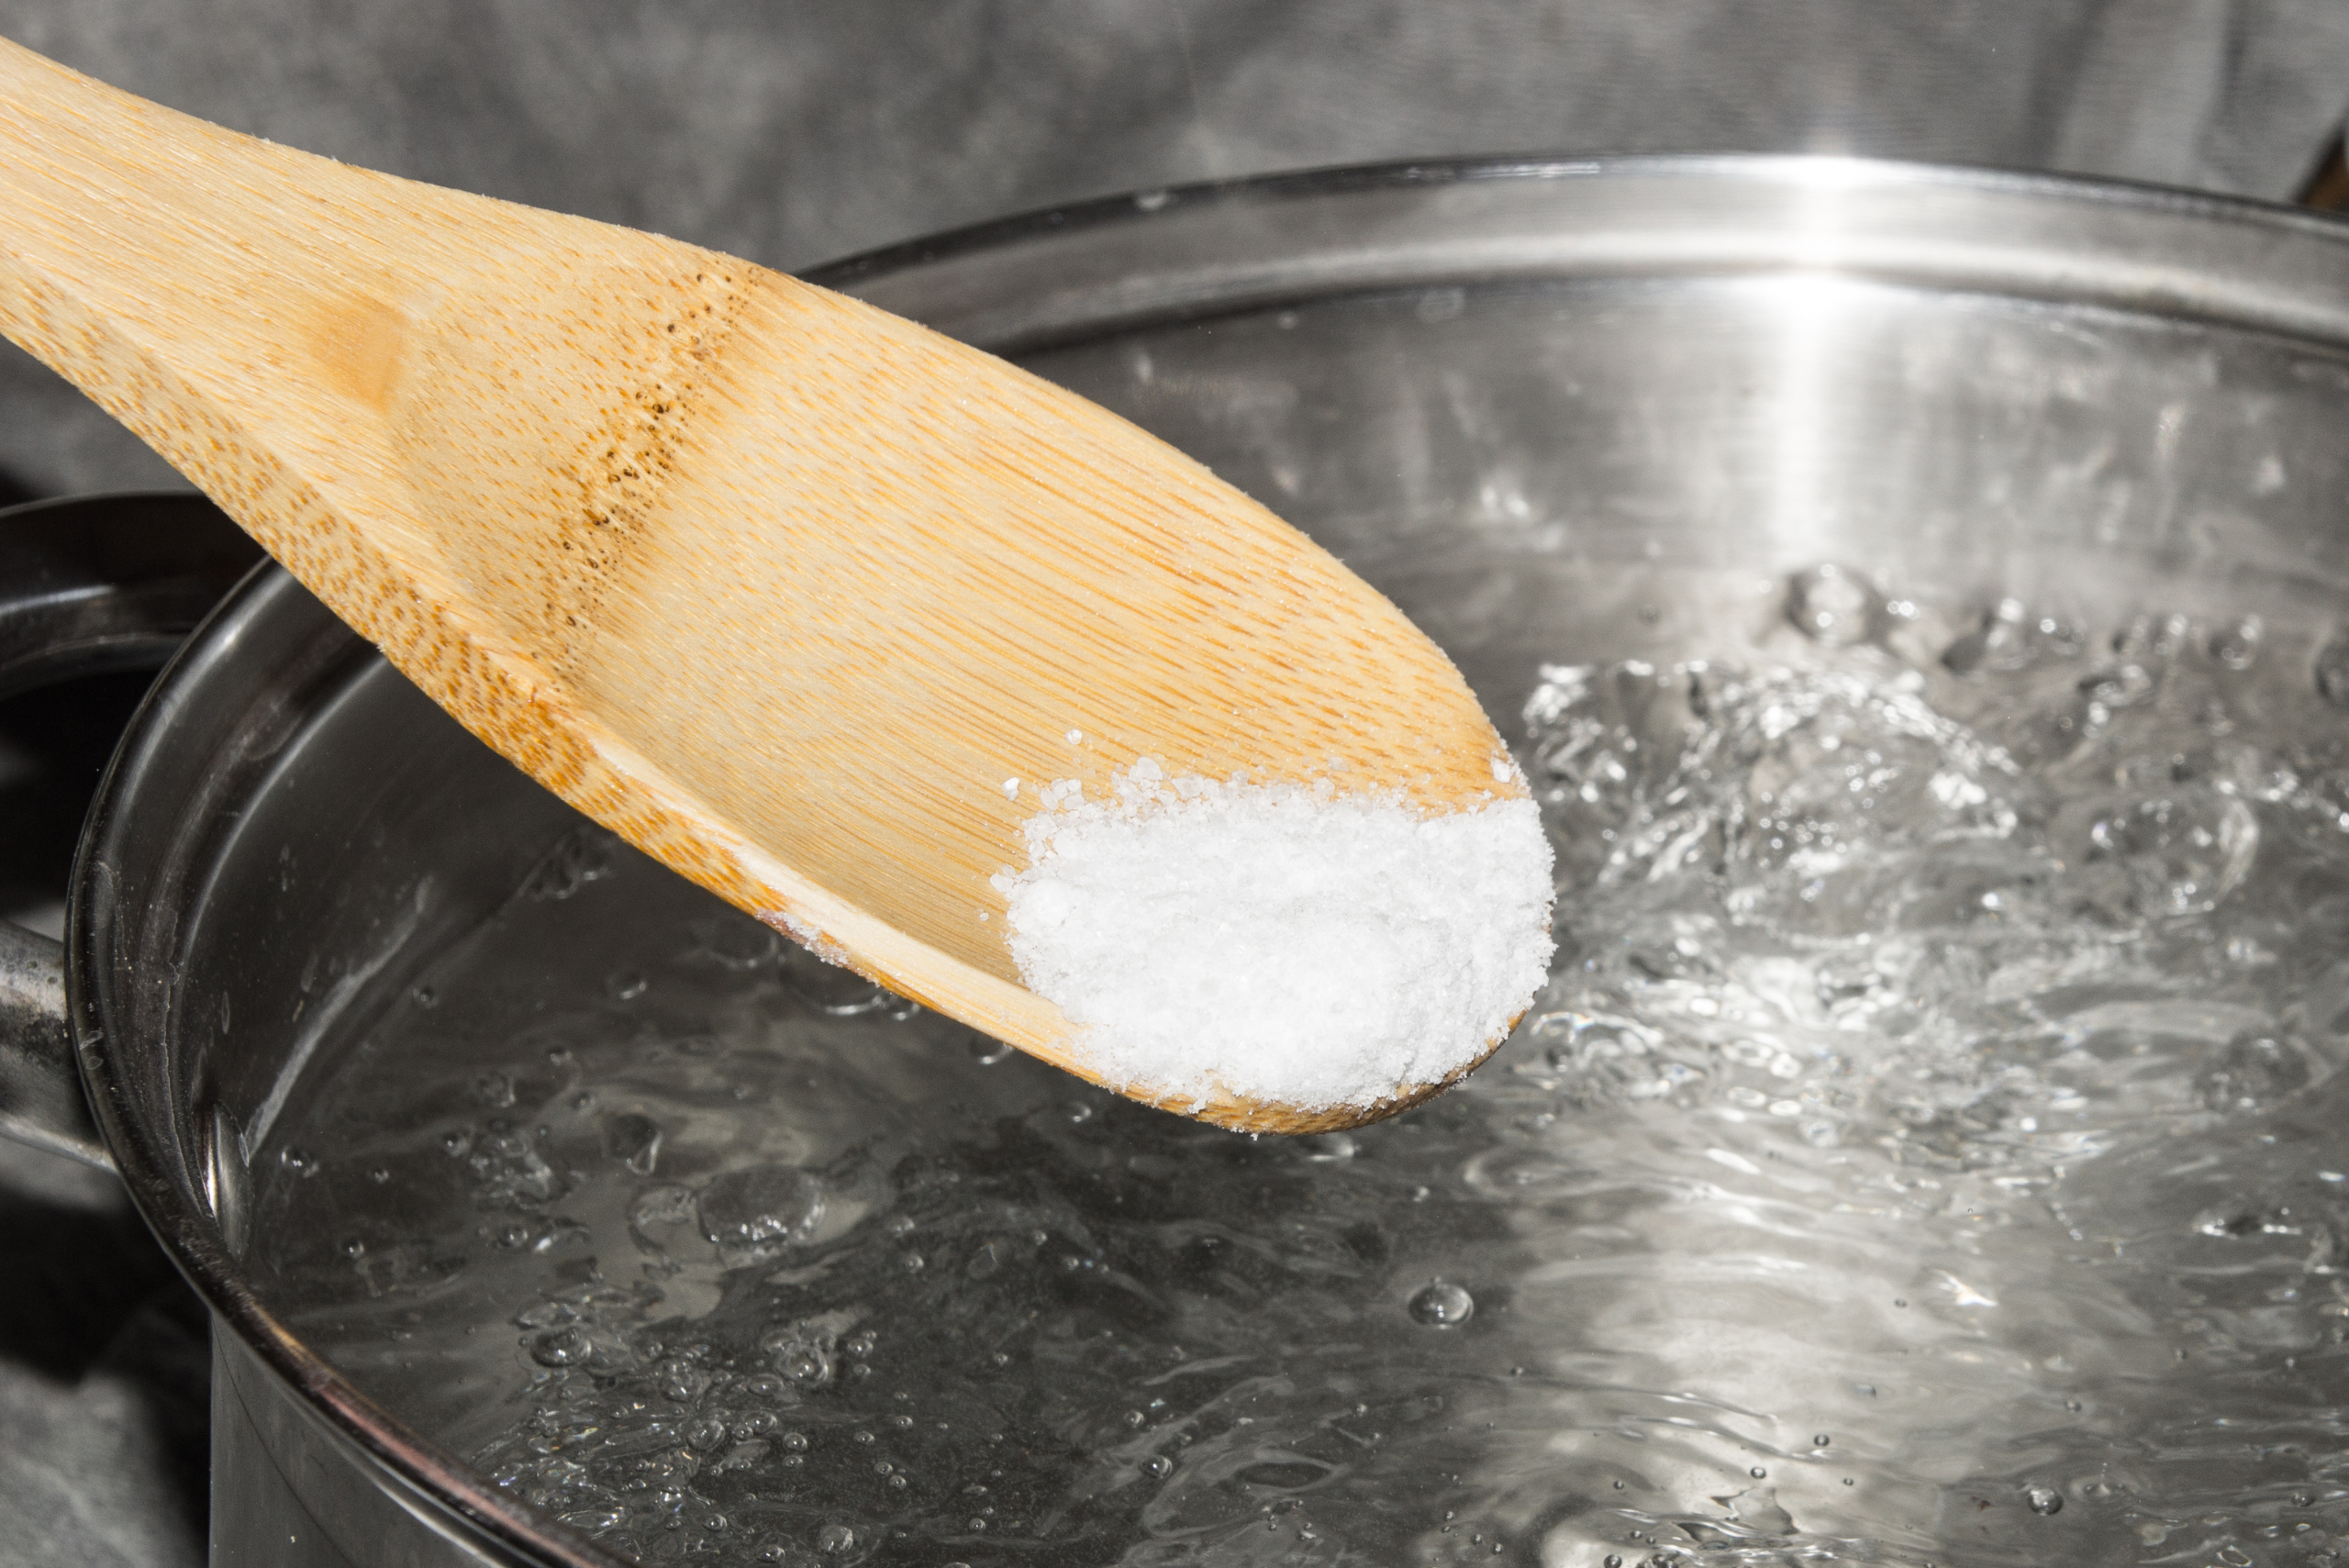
[{"left": 5, "top": 155, "right": 2349, "bottom": 1565}]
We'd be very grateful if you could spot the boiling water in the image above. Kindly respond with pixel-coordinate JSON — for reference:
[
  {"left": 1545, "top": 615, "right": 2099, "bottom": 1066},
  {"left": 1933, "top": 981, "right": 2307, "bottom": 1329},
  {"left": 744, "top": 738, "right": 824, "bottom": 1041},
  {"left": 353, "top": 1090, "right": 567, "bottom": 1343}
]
[{"left": 252, "top": 565, "right": 2349, "bottom": 1568}]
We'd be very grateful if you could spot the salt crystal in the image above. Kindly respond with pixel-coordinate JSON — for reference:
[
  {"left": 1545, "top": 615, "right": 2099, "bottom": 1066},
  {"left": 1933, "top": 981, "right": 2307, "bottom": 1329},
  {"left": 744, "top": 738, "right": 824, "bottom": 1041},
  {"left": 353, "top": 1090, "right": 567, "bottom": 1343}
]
[
  {"left": 1002, "top": 777, "right": 1020, "bottom": 799},
  {"left": 771, "top": 912, "right": 852, "bottom": 968},
  {"left": 990, "top": 762, "right": 1555, "bottom": 1113}
]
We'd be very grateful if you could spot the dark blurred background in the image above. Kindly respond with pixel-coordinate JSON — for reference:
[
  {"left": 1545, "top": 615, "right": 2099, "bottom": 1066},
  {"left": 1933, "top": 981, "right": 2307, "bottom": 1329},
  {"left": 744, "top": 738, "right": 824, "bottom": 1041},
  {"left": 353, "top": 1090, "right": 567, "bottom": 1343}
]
[{"left": 1, "top": 4, "right": 2346, "bottom": 1563}]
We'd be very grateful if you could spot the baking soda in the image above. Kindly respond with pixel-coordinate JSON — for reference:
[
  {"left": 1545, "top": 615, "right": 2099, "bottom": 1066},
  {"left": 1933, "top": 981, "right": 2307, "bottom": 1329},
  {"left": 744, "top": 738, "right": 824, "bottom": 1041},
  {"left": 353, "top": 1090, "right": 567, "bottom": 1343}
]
[{"left": 988, "top": 759, "right": 1556, "bottom": 1111}]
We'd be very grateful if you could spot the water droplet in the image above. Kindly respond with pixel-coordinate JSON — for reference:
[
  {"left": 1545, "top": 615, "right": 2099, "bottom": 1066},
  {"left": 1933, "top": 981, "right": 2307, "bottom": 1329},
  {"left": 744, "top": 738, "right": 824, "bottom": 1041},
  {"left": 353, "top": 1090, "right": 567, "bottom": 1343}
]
[
  {"left": 1750, "top": 1466, "right": 1767, "bottom": 1479},
  {"left": 411, "top": 984, "right": 438, "bottom": 1008},
  {"left": 2026, "top": 1485, "right": 2064, "bottom": 1515},
  {"left": 1299, "top": 1131, "right": 1356, "bottom": 1162},
  {"left": 366, "top": 1166, "right": 390, "bottom": 1184},
  {"left": 341, "top": 1238, "right": 365, "bottom": 1259},
  {"left": 1813, "top": 1433, "right": 1831, "bottom": 1446},
  {"left": 1407, "top": 1281, "right": 1475, "bottom": 1328},
  {"left": 279, "top": 1146, "right": 318, "bottom": 1176},
  {"left": 1785, "top": 563, "right": 1881, "bottom": 647},
  {"left": 818, "top": 1523, "right": 856, "bottom": 1554},
  {"left": 1605, "top": 1558, "right": 1623, "bottom": 1568},
  {"left": 605, "top": 970, "right": 648, "bottom": 1002},
  {"left": 782, "top": 1430, "right": 809, "bottom": 1451},
  {"left": 530, "top": 1327, "right": 591, "bottom": 1367}
]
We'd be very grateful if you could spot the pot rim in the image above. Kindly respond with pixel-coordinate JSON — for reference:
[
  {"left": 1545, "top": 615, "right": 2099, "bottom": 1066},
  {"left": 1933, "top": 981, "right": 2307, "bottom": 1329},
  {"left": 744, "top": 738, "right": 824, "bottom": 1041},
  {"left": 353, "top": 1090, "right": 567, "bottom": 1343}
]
[{"left": 66, "top": 150, "right": 2349, "bottom": 1565}]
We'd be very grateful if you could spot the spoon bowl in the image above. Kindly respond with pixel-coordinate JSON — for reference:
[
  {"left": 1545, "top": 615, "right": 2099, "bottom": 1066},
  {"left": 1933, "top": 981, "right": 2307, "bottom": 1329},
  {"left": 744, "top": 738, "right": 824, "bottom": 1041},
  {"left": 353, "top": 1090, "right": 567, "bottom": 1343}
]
[{"left": 0, "top": 39, "right": 1531, "bottom": 1131}]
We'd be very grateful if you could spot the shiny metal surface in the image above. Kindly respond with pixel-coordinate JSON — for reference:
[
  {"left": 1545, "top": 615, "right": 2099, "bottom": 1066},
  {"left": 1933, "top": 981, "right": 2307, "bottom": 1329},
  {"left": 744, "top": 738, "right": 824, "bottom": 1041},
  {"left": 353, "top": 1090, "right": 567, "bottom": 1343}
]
[
  {"left": 211, "top": 1333, "right": 546, "bottom": 1567},
  {"left": 0, "top": 493, "right": 259, "bottom": 1167},
  {"left": 0, "top": 919, "right": 93, "bottom": 1166},
  {"left": 45, "top": 157, "right": 2349, "bottom": 1563},
  {"left": 76, "top": 567, "right": 626, "bottom": 1568}
]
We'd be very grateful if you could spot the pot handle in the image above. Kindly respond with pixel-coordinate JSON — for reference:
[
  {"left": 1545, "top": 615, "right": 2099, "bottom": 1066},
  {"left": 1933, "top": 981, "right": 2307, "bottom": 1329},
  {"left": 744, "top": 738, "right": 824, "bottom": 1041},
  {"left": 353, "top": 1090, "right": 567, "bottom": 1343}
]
[
  {"left": 0, "top": 491, "right": 263, "bottom": 1170},
  {"left": 0, "top": 920, "right": 100, "bottom": 1164}
]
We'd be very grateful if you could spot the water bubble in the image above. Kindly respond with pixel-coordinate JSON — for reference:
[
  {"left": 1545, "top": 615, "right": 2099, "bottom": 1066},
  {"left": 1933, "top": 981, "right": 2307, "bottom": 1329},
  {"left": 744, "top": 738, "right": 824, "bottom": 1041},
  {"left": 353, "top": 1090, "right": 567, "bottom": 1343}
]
[
  {"left": 1407, "top": 1281, "right": 1475, "bottom": 1328},
  {"left": 365, "top": 1166, "right": 390, "bottom": 1184},
  {"left": 279, "top": 1146, "right": 318, "bottom": 1176},
  {"left": 605, "top": 971, "right": 648, "bottom": 1002},
  {"left": 530, "top": 1327, "right": 592, "bottom": 1367},
  {"left": 777, "top": 939, "right": 896, "bottom": 1016},
  {"left": 692, "top": 915, "right": 779, "bottom": 971},
  {"left": 341, "top": 1238, "right": 365, "bottom": 1259},
  {"left": 1785, "top": 563, "right": 1882, "bottom": 647},
  {"left": 411, "top": 984, "right": 438, "bottom": 1008},
  {"left": 2025, "top": 1485, "right": 2064, "bottom": 1515},
  {"left": 1298, "top": 1132, "right": 1356, "bottom": 1162},
  {"left": 782, "top": 1431, "right": 809, "bottom": 1452},
  {"left": 760, "top": 1330, "right": 833, "bottom": 1388},
  {"left": 1605, "top": 1558, "right": 1623, "bottom": 1568},
  {"left": 2210, "top": 616, "right": 2263, "bottom": 670},
  {"left": 697, "top": 1165, "right": 824, "bottom": 1255},
  {"left": 524, "top": 828, "right": 615, "bottom": 900},
  {"left": 473, "top": 1072, "right": 516, "bottom": 1109},
  {"left": 604, "top": 1112, "right": 662, "bottom": 1174},
  {"left": 817, "top": 1523, "right": 856, "bottom": 1554},
  {"left": 1416, "top": 286, "right": 1465, "bottom": 325},
  {"left": 1813, "top": 1433, "right": 1831, "bottom": 1447},
  {"left": 2196, "top": 1030, "right": 2311, "bottom": 1112},
  {"left": 2115, "top": 611, "right": 2190, "bottom": 662},
  {"left": 2319, "top": 630, "right": 2349, "bottom": 708},
  {"left": 2077, "top": 663, "right": 2155, "bottom": 709},
  {"left": 1943, "top": 598, "right": 2032, "bottom": 675},
  {"left": 1750, "top": 1467, "right": 1767, "bottom": 1479},
  {"left": 658, "top": 1358, "right": 710, "bottom": 1404}
]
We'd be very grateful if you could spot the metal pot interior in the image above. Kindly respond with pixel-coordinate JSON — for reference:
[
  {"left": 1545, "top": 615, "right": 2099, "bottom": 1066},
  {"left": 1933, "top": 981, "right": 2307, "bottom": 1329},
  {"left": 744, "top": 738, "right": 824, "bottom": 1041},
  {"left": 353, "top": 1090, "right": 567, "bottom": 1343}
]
[{"left": 75, "top": 159, "right": 2349, "bottom": 1564}]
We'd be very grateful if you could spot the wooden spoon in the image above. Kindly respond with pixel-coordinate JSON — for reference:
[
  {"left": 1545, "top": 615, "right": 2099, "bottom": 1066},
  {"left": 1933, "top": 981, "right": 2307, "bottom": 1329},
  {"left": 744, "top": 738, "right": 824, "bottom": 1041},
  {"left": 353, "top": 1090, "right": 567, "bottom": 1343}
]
[{"left": 0, "top": 39, "right": 1525, "bottom": 1133}]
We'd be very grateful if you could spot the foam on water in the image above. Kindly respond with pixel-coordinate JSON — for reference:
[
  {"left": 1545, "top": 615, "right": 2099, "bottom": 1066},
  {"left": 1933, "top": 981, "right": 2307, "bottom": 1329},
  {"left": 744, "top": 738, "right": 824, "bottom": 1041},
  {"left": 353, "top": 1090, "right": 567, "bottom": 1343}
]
[{"left": 247, "top": 564, "right": 2349, "bottom": 1567}]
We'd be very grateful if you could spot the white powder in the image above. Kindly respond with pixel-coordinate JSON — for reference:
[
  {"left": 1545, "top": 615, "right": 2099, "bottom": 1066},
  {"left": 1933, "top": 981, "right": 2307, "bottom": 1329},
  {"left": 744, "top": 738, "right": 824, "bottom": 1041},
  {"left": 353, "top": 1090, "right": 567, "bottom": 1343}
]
[{"left": 990, "top": 759, "right": 1555, "bottom": 1114}]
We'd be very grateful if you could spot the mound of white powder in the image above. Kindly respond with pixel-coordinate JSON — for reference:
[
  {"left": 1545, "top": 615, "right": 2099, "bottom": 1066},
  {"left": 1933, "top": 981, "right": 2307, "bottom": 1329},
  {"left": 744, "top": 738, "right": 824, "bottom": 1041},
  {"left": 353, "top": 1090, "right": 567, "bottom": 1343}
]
[{"left": 989, "top": 760, "right": 1556, "bottom": 1114}]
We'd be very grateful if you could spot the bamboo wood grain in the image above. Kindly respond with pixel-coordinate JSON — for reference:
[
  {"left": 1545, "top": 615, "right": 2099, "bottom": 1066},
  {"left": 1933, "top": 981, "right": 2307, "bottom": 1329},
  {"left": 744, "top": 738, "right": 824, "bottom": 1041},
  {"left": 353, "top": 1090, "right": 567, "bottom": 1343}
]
[{"left": 0, "top": 38, "right": 1524, "bottom": 1132}]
